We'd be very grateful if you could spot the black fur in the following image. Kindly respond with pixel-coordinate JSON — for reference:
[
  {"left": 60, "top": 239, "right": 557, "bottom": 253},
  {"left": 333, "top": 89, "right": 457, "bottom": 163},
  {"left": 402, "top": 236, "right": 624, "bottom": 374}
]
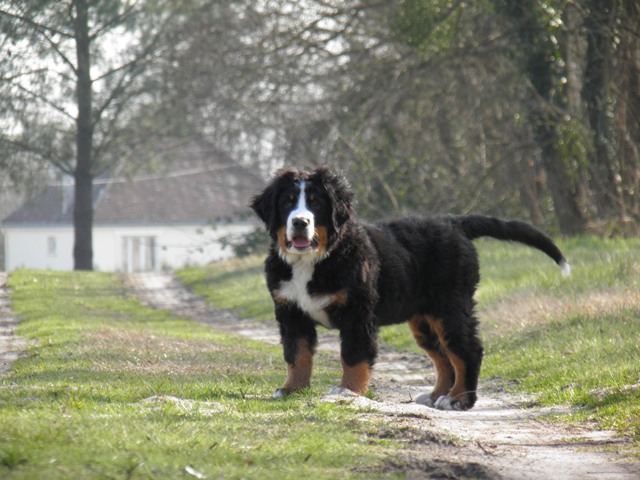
[{"left": 250, "top": 167, "right": 568, "bottom": 410}]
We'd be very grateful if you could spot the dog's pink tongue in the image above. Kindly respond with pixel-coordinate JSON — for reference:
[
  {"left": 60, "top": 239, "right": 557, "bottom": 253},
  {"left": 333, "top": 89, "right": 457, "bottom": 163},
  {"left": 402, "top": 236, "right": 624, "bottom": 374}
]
[{"left": 292, "top": 237, "right": 312, "bottom": 248}]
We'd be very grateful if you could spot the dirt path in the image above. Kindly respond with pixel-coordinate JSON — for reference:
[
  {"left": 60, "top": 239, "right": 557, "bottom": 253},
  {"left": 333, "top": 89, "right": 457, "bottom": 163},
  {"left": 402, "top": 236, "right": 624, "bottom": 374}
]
[{"left": 127, "top": 271, "right": 638, "bottom": 479}]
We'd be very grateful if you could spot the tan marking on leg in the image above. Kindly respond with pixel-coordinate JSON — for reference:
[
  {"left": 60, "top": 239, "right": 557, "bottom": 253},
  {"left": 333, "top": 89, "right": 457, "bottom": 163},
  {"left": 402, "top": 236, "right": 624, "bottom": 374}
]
[
  {"left": 447, "top": 351, "right": 468, "bottom": 403},
  {"left": 339, "top": 360, "right": 370, "bottom": 395},
  {"left": 409, "top": 316, "right": 454, "bottom": 400},
  {"left": 425, "top": 316, "right": 446, "bottom": 344},
  {"left": 281, "top": 339, "right": 314, "bottom": 393},
  {"left": 426, "top": 349, "right": 455, "bottom": 399},
  {"left": 425, "top": 316, "right": 470, "bottom": 407},
  {"left": 407, "top": 315, "right": 424, "bottom": 341}
]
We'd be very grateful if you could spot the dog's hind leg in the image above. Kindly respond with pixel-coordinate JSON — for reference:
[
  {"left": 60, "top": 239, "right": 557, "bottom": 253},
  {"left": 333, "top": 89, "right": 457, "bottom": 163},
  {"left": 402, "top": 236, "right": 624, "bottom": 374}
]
[
  {"left": 409, "top": 316, "right": 455, "bottom": 407},
  {"left": 410, "top": 314, "right": 483, "bottom": 410},
  {"left": 429, "top": 314, "right": 483, "bottom": 410}
]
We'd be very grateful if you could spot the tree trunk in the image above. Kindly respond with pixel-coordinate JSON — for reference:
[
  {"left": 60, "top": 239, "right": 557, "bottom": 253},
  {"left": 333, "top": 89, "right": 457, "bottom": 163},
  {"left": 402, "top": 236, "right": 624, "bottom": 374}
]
[
  {"left": 73, "top": 0, "right": 94, "bottom": 270},
  {"left": 582, "top": 0, "right": 618, "bottom": 218},
  {"left": 500, "top": 0, "right": 587, "bottom": 235},
  {"left": 518, "top": 156, "right": 545, "bottom": 227},
  {"left": 613, "top": 2, "right": 640, "bottom": 230},
  {"left": 536, "top": 124, "right": 587, "bottom": 235}
]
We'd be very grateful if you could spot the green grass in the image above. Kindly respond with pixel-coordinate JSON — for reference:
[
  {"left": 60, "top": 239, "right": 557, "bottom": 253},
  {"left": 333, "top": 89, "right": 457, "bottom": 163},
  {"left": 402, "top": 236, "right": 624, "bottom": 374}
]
[
  {"left": 482, "top": 309, "right": 639, "bottom": 432},
  {"left": 476, "top": 236, "right": 640, "bottom": 305},
  {"left": 0, "top": 270, "right": 402, "bottom": 479},
  {"left": 177, "top": 237, "right": 640, "bottom": 451},
  {"left": 447, "top": 237, "right": 638, "bottom": 450},
  {"left": 179, "top": 257, "right": 272, "bottom": 321},
  {"left": 477, "top": 238, "right": 640, "bottom": 445}
]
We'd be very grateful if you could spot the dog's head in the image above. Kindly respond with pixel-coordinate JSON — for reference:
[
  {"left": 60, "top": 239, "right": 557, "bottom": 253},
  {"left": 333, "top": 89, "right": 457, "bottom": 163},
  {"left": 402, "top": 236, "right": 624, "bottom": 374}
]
[{"left": 250, "top": 167, "right": 354, "bottom": 262}]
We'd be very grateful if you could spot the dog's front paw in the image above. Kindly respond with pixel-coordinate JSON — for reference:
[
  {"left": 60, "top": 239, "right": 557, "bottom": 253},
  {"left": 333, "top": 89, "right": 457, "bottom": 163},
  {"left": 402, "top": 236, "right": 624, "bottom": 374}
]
[{"left": 327, "top": 386, "right": 359, "bottom": 396}]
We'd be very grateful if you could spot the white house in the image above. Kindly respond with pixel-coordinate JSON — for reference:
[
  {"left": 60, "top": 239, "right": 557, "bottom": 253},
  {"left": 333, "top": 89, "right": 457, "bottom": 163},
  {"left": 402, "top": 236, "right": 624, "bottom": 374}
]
[{"left": 1, "top": 158, "right": 263, "bottom": 272}]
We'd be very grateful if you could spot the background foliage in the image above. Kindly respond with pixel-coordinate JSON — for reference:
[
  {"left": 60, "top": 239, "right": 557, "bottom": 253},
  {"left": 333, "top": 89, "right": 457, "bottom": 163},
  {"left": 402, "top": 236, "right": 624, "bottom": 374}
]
[{"left": 2, "top": 0, "right": 639, "bottom": 262}]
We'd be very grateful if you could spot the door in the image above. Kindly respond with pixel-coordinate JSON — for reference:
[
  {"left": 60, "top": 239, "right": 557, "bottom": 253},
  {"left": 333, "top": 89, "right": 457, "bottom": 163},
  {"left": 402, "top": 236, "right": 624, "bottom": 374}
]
[{"left": 121, "top": 236, "right": 156, "bottom": 272}]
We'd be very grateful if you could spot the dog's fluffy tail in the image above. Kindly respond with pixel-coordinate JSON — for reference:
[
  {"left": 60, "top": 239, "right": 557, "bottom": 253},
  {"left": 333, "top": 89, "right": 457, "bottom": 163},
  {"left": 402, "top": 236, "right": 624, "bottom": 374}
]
[{"left": 455, "top": 215, "right": 571, "bottom": 276}]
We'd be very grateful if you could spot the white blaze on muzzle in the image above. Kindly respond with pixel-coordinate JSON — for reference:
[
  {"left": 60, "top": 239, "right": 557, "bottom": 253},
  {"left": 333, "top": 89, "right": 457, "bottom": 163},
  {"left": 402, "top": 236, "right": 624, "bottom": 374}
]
[{"left": 286, "top": 180, "right": 315, "bottom": 251}]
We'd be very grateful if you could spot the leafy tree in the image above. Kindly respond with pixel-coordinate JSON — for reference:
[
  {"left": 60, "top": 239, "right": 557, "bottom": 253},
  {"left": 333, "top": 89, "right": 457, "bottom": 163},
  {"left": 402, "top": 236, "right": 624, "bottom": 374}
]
[
  {"left": 20, "top": 0, "right": 629, "bottom": 244},
  {"left": 0, "top": 0, "right": 170, "bottom": 269}
]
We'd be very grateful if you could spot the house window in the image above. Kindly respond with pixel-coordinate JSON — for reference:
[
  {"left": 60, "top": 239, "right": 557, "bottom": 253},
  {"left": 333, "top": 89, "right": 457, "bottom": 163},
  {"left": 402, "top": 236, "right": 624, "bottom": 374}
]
[{"left": 47, "top": 236, "right": 57, "bottom": 256}]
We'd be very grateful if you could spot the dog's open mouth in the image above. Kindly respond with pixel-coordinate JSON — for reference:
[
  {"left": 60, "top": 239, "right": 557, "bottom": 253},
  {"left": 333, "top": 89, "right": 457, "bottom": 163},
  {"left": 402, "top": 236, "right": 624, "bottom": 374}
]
[{"left": 287, "top": 236, "right": 318, "bottom": 251}]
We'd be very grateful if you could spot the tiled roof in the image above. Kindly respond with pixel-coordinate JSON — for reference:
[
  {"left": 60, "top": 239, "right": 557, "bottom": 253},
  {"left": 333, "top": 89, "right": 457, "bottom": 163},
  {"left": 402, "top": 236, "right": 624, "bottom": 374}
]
[
  {"left": 1, "top": 183, "right": 105, "bottom": 224},
  {"left": 2, "top": 160, "right": 264, "bottom": 226}
]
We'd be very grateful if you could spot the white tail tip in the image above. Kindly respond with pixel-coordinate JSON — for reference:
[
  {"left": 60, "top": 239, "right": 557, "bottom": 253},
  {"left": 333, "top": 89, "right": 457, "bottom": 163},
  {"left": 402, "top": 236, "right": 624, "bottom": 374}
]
[{"left": 560, "top": 260, "right": 571, "bottom": 277}]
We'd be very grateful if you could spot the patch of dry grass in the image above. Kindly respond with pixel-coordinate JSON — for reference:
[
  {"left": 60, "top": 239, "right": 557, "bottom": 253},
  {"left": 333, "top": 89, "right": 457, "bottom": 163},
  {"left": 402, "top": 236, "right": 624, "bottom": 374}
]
[
  {"left": 480, "top": 289, "right": 640, "bottom": 338},
  {"left": 88, "top": 328, "right": 225, "bottom": 375}
]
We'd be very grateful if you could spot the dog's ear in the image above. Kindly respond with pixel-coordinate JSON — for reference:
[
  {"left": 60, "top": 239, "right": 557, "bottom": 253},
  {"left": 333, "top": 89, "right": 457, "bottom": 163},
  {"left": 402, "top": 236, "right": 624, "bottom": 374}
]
[
  {"left": 314, "top": 167, "right": 355, "bottom": 233},
  {"left": 250, "top": 183, "right": 276, "bottom": 228},
  {"left": 250, "top": 169, "right": 298, "bottom": 238},
  {"left": 250, "top": 183, "right": 281, "bottom": 239}
]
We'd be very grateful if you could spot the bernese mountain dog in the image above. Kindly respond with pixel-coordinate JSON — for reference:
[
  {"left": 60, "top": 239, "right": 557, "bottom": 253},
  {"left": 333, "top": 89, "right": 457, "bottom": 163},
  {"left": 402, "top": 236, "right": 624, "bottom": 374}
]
[{"left": 250, "top": 167, "right": 569, "bottom": 410}]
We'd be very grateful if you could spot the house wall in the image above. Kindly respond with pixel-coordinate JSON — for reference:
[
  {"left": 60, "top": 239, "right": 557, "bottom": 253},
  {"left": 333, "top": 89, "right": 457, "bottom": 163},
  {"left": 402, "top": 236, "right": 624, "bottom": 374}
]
[
  {"left": 2, "top": 222, "right": 255, "bottom": 272},
  {"left": 3, "top": 227, "right": 75, "bottom": 271}
]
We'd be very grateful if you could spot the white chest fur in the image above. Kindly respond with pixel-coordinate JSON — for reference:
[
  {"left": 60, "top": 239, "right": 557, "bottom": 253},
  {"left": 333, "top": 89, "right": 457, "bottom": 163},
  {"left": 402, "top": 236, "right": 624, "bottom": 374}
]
[{"left": 278, "top": 260, "right": 334, "bottom": 329}]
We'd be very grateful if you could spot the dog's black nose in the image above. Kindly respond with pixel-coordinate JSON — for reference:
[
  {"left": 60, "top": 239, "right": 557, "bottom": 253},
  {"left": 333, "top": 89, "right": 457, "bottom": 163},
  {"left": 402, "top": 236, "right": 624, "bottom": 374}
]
[{"left": 292, "top": 217, "right": 310, "bottom": 230}]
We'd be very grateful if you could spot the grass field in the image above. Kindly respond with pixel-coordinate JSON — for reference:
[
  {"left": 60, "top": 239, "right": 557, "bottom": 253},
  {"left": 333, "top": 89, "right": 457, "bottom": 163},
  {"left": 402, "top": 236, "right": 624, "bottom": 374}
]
[
  {"left": 476, "top": 238, "right": 640, "bottom": 440},
  {"left": 0, "top": 271, "right": 402, "bottom": 479},
  {"left": 2, "top": 237, "right": 638, "bottom": 479},
  {"left": 178, "top": 237, "right": 640, "bottom": 447}
]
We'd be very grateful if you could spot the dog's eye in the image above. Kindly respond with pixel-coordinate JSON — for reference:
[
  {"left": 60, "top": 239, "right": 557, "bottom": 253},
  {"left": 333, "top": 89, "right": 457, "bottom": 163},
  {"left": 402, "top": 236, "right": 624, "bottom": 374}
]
[
  {"left": 308, "top": 194, "right": 319, "bottom": 207},
  {"left": 282, "top": 194, "right": 295, "bottom": 208}
]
